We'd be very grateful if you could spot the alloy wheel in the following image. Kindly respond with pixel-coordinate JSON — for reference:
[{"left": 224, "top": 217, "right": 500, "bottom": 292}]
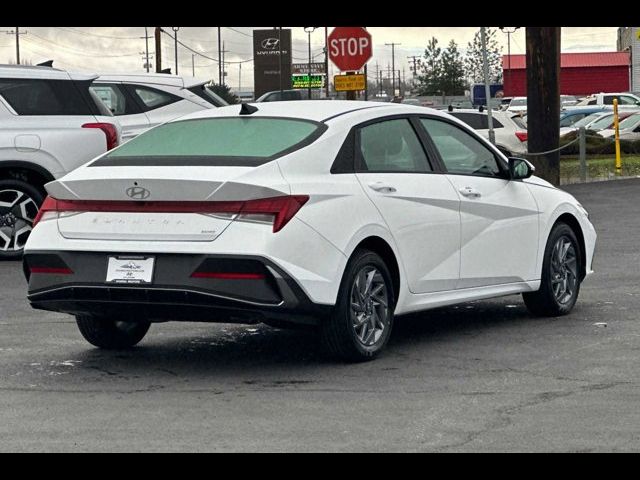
[
  {"left": 550, "top": 236, "right": 578, "bottom": 305},
  {"left": 350, "top": 266, "right": 390, "bottom": 347},
  {"left": 0, "top": 189, "right": 38, "bottom": 252}
]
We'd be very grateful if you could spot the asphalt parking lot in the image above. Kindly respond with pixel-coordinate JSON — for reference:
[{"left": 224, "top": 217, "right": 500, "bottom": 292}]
[{"left": 1, "top": 178, "right": 639, "bottom": 452}]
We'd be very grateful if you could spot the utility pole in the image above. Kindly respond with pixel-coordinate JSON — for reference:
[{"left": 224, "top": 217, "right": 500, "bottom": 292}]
[
  {"left": 527, "top": 27, "right": 561, "bottom": 185},
  {"left": 481, "top": 27, "right": 495, "bottom": 145},
  {"left": 385, "top": 42, "right": 400, "bottom": 96},
  {"left": 221, "top": 41, "right": 229, "bottom": 85},
  {"left": 154, "top": 27, "right": 162, "bottom": 73},
  {"left": 4, "top": 27, "right": 26, "bottom": 65},
  {"left": 239, "top": 62, "right": 242, "bottom": 93},
  {"left": 171, "top": 27, "right": 180, "bottom": 75},
  {"left": 499, "top": 27, "right": 521, "bottom": 95},
  {"left": 407, "top": 55, "right": 419, "bottom": 81},
  {"left": 324, "top": 26, "right": 329, "bottom": 98},
  {"left": 141, "top": 27, "right": 152, "bottom": 72},
  {"left": 217, "top": 27, "right": 222, "bottom": 85},
  {"left": 192, "top": 54, "right": 195, "bottom": 76},
  {"left": 279, "top": 27, "right": 283, "bottom": 94}
]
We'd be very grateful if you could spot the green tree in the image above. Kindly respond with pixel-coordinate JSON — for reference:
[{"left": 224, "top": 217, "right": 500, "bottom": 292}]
[
  {"left": 210, "top": 83, "right": 239, "bottom": 104},
  {"left": 464, "top": 28, "right": 503, "bottom": 85},
  {"left": 440, "top": 40, "right": 466, "bottom": 95},
  {"left": 416, "top": 37, "right": 443, "bottom": 96}
]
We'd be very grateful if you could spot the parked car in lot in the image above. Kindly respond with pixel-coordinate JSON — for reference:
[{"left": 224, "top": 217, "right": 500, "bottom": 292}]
[
  {"left": 91, "top": 74, "right": 228, "bottom": 141},
  {"left": 561, "top": 95, "right": 579, "bottom": 107},
  {"left": 506, "top": 96, "right": 527, "bottom": 113},
  {"left": 446, "top": 109, "right": 528, "bottom": 156},
  {"left": 576, "top": 92, "right": 640, "bottom": 109},
  {"left": 559, "top": 106, "right": 607, "bottom": 128},
  {"left": 599, "top": 112, "right": 640, "bottom": 141},
  {"left": 255, "top": 89, "right": 309, "bottom": 102},
  {"left": 0, "top": 65, "right": 122, "bottom": 258},
  {"left": 23, "top": 101, "right": 596, "bottom": 361}
]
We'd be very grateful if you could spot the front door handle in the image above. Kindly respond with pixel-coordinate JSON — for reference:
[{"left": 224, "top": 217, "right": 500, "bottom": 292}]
[
  {"left": 459, "top": 187, "right": 482, "bottom": 198},
  {"left": 368, "top": 182, "right": 397, "bottom": 193}
]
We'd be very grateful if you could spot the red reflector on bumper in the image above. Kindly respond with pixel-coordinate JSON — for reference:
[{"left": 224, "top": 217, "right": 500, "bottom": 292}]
[
  {"left": 191, "top": 272, "right": 266, "bottom": 280},
  {"left": 30, "top": 267, "right": 73, "bottom": 275}
]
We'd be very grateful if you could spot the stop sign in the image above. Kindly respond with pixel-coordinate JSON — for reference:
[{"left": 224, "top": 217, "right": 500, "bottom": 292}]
[{"left": 328, "top": 27, "right": 372, "bottom": 72}]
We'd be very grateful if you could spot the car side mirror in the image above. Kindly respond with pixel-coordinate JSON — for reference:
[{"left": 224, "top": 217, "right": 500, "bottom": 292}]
[{"left": 509, "top": 157, "right": 535, "bottom": 180}]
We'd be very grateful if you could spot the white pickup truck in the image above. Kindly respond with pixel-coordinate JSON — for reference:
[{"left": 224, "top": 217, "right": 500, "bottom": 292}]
[
  {"left": 576, "top": 92, "right": 640, "bottom": 109},
  {"left": 0, "top": 65, "right": 122, "bottom": 258}
]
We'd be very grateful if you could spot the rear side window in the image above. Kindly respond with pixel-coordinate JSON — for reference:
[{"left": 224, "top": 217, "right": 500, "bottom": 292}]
[
  {"left": 0, "top": 78, "right": 98, "bottom": 116},
  {"left": 91, "top": 84, "right": 138, "bottom": 115},
  {"left": 94, "top": 117, "right": 325, "bottom": 166},
  {"left": 560, "top": 113, "right": 586, "bottom": 127},
  {"left": 357, "top": 119, "right": 431, "bottom": 173},
  {"left": 450, "top": 112, "right": 503, "bottom": 130},
  {"left": 132, "top": 86, "right": 178, "bottom": 110},
  {"left": 187, "top": 84, "right": 229, "bottom": 107}
]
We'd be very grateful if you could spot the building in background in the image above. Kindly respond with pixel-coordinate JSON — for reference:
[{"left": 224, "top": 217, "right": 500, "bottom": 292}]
[
  {"left": 618, "top": 27, "right": 640, "bottom": 93},
  {"left": 502, "top": 52, "right": 630, "bottom": 97}
]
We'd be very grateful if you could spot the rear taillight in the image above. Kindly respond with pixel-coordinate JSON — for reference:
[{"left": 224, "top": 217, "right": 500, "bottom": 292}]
[
  {"left": 32, "top": 195, "right": 309, "bottom": 233},
  {"left": 32, "top": 196, "right": 57, "bottom": 228},
  {"left": 515, "top": 131, "right": 528, "bottom": 142},
  {"left": 30, "top": 267, "right": 73, "bottom": 275},
  {"left": 82, "top": 122, "right": 119, "bottom": 150}
]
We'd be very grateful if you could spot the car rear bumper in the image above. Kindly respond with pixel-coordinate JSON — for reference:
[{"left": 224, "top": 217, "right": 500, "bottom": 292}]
[{"left": 24, "top": 251, "right": 331, "bottom": 326}]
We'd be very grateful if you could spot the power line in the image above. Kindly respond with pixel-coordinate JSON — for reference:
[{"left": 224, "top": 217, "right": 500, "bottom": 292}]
[
  {"left": 51, "top": 26, "right": 140, "bottom": 40},
  {"left": 26, "top": 32, "right": 139, "bottom": 57},
  {"left": 224, "top": 27, "right": 252, "bottom": 38},
  {"left": 161, "top": 28, "right": 253, "bottom": 64}
]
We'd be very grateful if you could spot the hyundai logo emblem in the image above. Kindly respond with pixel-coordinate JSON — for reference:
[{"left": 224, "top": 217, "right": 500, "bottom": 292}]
[
  {"left": 126, "top": 186, "right": 151, "bottom": 200},
  {"left": 261, "top": 38, "right": 279, "bottom": 50}
]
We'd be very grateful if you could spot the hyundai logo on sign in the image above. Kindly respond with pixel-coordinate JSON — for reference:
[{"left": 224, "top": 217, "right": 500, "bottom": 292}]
[
  {"left": 126, "top": 186, "right": 151, "bottom": 200},
  {"left": 261, "top": 38, "right": 280, "bottom": 50}
]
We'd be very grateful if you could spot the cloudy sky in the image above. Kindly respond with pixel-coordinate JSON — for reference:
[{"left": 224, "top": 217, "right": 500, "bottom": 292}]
[{"left": 0, "top": 27, "right": 620, "bottom": 91}]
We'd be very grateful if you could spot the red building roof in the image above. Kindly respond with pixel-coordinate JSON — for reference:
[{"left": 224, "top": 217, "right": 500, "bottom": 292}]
[{"left": 503, "top": 51, "right": 630, "bottom": 70}]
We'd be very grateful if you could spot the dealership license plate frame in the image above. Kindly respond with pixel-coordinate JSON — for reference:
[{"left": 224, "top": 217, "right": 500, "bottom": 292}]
[{"left": 106, "top": 256, "right": 155, "bottom": 284}]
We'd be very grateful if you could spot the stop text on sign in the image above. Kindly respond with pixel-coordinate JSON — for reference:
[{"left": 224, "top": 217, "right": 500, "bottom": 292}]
[{"left": 329, "top": 37, "right": 370, "bottom": 58}]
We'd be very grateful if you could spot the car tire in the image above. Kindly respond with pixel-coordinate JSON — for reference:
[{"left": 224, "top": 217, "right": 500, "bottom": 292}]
[
  {"left": 320, "top": 249, "right": 395, "bottom": 362},
  {"left": 523, "top": 222, "right": 582, "bottom": 317},
  {"left": 0, "top": 179, "right": 44, "bottom": 260},
  {"left": 76, "top": 315, "right": 151, "bottom": 349}
]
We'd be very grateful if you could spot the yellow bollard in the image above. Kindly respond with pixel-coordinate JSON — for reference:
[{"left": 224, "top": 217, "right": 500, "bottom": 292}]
[{"left": 614, "top": 98, "right": 622, "bottom": 172}]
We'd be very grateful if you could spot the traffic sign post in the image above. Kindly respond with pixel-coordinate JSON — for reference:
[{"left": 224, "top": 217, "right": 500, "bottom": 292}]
[
  {"left": 328, "top": 27, "right": 372, "bottom": 99},
  {"left": 334, "top": 73, "right": 366, "bottom": 92}
]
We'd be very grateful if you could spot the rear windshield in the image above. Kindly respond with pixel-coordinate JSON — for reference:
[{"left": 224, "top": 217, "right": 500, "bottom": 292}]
[{"left": 94, "top": 117, "right": 324, "bottom": 167}]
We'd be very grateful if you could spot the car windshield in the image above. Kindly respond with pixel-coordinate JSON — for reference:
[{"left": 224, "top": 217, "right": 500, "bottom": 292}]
[
  {"left": 618, "top": 113, "right": 640, "bottom": 130},
  {"left": 510, "top": 98, "right": 527, "bottom": 106},
  {"left": 99, "top": 117, "right": 323, "bottom": 165},
  {"left": 588, "top": 113, "right": 615, "bottom": 130},
  {"left": 573, "top": 113, "right": 605, "bottom": 128}
]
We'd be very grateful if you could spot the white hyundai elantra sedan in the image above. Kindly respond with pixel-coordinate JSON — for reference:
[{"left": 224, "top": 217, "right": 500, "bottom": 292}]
[{"left": 23, "top": 101, "right": 596, "bottom": 361}]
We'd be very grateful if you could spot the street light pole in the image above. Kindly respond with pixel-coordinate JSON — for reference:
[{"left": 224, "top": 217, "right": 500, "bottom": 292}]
[
  {"left": 499, "top": 27, "right": 520, "bottom": 95},
  {"left": 304, "top": 27, "right": 317, "bottom": 99},
  {"left": 171, "top": 27, "right": 180, "bottom": 75}
]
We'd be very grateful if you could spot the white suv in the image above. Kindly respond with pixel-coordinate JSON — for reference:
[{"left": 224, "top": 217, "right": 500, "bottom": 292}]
[
  {"left": 91, "top": 74, "right": 228, "bottom": 141},
  {"left": 447, "top": 109, "right": 528, "bottom": 157},
  {"left": 0, "top": 65, "right": 122, "bottom": 258}
]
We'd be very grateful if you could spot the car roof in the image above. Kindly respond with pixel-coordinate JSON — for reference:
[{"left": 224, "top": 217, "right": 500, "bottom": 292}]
[
  {"left": 0, "top": 64, "right": 97, "bottom": 81},
  {"left": 174, "top": 100, "right": 451, "bottom": 124},
  {"left": 95, "top": 73, "right": 214, "bottom": 89}
]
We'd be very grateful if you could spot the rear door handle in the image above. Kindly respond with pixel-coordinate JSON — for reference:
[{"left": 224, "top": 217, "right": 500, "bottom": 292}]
[
  {"left": 368, "top": 182, "right": 397, "bottom": 193},
  {"left": 459, "top": 187, "right": 482, "bottom": 198}
]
